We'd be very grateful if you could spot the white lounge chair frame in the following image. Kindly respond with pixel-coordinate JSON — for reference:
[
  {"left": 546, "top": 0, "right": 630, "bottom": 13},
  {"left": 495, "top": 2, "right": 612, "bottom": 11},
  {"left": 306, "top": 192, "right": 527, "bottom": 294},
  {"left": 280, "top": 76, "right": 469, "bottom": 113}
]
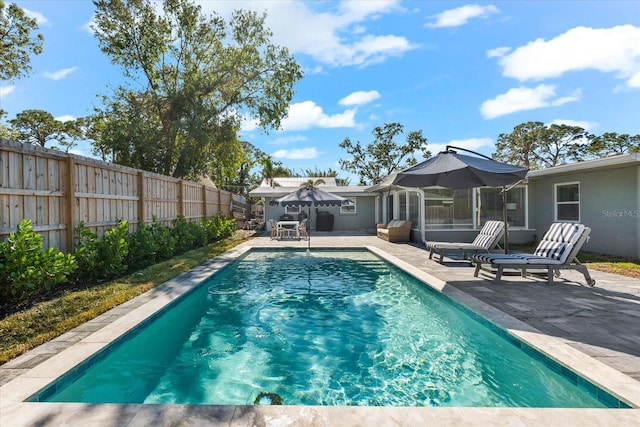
[
  {"left": 472, "top": 222, "right": 596, "bottom": 286},
  {"left": 425, "top": 220, "right": 505, "bottom": 263}
]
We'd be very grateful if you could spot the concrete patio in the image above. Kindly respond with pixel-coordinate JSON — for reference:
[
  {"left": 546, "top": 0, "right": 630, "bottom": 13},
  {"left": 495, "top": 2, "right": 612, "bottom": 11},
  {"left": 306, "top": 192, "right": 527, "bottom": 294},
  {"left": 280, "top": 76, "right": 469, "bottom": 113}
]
[{"left": 1, "top": 232, "right": 639, "bottom": 426}]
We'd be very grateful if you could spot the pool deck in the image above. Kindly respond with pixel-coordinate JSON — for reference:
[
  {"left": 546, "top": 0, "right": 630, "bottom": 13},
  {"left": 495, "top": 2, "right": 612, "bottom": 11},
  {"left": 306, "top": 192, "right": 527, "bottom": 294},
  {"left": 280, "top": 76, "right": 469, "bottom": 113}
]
[{"left": 2, "top": 232, "right": 640, "bottom": 426}]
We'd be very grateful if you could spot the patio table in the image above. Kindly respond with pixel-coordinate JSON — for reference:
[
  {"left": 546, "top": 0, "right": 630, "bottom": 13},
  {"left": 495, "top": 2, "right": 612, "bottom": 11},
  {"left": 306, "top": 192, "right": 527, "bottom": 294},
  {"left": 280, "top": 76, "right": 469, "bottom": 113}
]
[{"left": 277, "top": 220, "right": 299, "bottom": 239}]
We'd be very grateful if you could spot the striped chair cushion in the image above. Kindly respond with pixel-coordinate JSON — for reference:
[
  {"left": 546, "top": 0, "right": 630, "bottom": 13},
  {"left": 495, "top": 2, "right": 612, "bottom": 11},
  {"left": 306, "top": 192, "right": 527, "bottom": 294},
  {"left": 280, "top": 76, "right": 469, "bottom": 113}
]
[
  {"left": 470, "top": 220, "right": 504, "bottom": 249},
  {"left": 473, "top": 253, "right": 529, "bottom": 264},
  {"left": 533, "top": 223, "right": 585, "bottom": 263}
]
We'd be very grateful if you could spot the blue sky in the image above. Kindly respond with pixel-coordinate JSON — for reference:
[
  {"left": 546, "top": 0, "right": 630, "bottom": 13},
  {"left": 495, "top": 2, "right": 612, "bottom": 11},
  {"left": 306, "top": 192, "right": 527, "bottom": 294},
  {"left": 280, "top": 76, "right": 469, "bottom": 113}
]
[{"left": 2, "top": 1, "right": 640, "bottom": 183}]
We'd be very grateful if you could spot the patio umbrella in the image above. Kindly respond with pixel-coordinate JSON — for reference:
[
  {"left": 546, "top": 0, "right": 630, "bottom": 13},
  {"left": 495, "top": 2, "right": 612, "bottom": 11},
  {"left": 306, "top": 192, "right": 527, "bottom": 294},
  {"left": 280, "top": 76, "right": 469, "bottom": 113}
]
[
  {"left": 270, "top": 186, "right": 349, "bottom": 250},
  {"left": 392, "top": 146, "right": 529, "bottom": 253}
]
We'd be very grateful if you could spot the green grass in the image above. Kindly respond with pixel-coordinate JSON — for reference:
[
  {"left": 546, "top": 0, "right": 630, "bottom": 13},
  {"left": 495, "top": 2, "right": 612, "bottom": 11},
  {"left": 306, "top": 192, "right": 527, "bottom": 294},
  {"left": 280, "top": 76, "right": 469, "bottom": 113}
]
[
  {"left": 0, "top": 231, "right": 250, "bottom": 365},
  {"left": 510, "top": 244, "right": 640, "bottom": 278}
]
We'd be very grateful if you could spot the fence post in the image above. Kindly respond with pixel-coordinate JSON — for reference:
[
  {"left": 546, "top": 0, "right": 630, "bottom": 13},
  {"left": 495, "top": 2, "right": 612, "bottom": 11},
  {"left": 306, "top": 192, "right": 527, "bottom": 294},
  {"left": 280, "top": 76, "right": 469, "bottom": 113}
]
[
  {"left": 65, "top": 156, "right": 76, "bottom": 253},
  {"left": 179, "top": 179, "right": 185, "bottom": 218},
  {"left": 217, "top": 188, "right": 221, "bottom": 215},
  {"left": 138, "top": 171, "right": 146, "bottom": 227},
  {"left": 202, "top": 184, "right": 207, "bottom": 219}
]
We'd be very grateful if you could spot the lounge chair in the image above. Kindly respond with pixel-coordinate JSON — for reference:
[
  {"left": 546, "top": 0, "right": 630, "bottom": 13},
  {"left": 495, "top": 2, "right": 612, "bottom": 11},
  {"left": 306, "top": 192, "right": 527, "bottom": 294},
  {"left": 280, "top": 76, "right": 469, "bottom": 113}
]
[
  {"left": 471, "top": 222, "right": 595, "bottom": 286},
  {"left": 425, "top": 220, "right": 505, "bottom": 263},
  {"left": 376, "top": 220, "right": 412, "bottom": 242}
]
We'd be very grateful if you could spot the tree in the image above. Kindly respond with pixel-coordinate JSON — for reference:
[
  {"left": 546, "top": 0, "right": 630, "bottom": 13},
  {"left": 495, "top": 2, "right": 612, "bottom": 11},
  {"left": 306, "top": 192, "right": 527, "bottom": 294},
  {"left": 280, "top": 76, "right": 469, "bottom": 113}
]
[
  {"left": 533, "top": 124, "right": 592, "bottom": 168},
  {"left": 214, "top": 140, "right": 265, "bottom": 195},
  {"left": 9, "top": 109, "right": 61, "bottom": 147},
  {"left": 300, "top": 178, "right": 325, "bottom": 187},
  {"left": 339, "top": 122, "right": 429, "bottom": 185},
  {"left": 494, "top": 121, "right": 546, "bottom": 169},
  {"left": 0, "top": 109, "right": 18, "bottom": 140},
  {"left": 0, "top": 0, "right": 44, "bottom": 81},
  {"left": 259, "top": 156, "right": 291, "bottom": 187},
  {"left": 583, "top": 132, "right": 640, "bottom": 157},
  {"left": 494, "top": 122, "right": 592, "bottom": 169},
  {"left": 301, "top": 167, "right": 351, "bottom": 186},
  {"left": 91, "top": 0, "right": 302, "bottom": 179}
]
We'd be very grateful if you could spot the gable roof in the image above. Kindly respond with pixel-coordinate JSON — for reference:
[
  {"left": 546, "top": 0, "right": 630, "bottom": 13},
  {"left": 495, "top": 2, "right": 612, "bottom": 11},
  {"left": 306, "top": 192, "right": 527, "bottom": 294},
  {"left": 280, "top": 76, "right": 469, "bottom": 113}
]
[
  {"left": 258, "top": 177, "right": 337, "bottom": 187},
  {"left": 528, "top": 153, "right": 640, "bottom": 178}
]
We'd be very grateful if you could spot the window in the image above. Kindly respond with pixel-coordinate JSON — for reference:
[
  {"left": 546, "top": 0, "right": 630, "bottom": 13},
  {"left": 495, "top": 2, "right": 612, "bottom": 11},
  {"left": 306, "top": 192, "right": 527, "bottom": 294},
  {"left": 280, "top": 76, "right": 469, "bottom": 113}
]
[
  {"left": 284, "top": 205, "right": 301, "bottom": 214},
  {"left": 408, "top": 191, "right": 420, "bottom": 229},
  {"left": 340, "top": 198, "right": 356, "bottom": 214},
  {"left": 398, "top": 191, "right": 408, "bottom": 220},
  {"left": 424, "top": 188, "right": 472, "bottom": 229},
  {"left": 555, "top": 182, "right": 580, "bottom": 222},
  {"left": 477, "top": 186, "right": 526, "bottom": 228}
]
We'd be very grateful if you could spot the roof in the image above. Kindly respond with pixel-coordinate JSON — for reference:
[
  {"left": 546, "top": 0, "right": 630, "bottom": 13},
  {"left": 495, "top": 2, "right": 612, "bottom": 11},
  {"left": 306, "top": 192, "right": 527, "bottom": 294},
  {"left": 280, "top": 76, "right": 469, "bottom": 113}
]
[
  {"left": 528, "top": 153, "right": 640, "bottom": 178},
  {"left": 364, "top": 173, "right": 399, "bottom": 193},
  {"left": 249, "top": 185, "right": 371, "bottom": 198},
  {"left": 257, "top": 177, "right": 337, "bottom": 187}
]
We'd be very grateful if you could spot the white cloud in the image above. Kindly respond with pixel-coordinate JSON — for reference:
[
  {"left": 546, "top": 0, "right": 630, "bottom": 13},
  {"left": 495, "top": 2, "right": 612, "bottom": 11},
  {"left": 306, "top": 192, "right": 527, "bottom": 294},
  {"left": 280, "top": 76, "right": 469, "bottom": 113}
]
[
  {"left": 269, "top": 135, "right": 307, "bottom": 146},
  {"left": 44, "top": 67, "right": 78, "bottom": 80},
  {"left": 548, "top": 119, "right": 598, "bottom": 131},
  {"left": 426, "top": 138, "right": 494, "bottom": 156},
  {"left": 82, "top": 17, "right": 96, "bottom": 34},
  {"left": 197, "top": 1, "right": 416, "bottom": 67},
  {"left": 0, "top": 85, "right": 15, "bottom": 98},
  {"left": 339, "top": 90, "right": 381, "bottom": 106},
  {"left": 272, "top": 147, "right": 319, "bottom": 160},
  {"left": 55, "top": 115, "right": 76, "bottom": 123},
  {"left": 629, "top": 71, "right": 640, "bottom": 89},
  {"left": 428, "top": 4, "right": 498, "bottom": 28},
  {"left": 495, "top": 25, "right": 640, "bottom": 89},
  {"left": 486, "top": 47, "right": 510, "bottom": 58},
  {"left": 480, "top": 84, "right": 580, "bottom": 119},
  {"left": 281, "top": 101, "right": 356, "bottom": 131},
  {"left": 240, "top": 115, "right": 260, "bottom": 132},
  {"left": 23, "top": 8, "right": 48, "bottom": 25}
]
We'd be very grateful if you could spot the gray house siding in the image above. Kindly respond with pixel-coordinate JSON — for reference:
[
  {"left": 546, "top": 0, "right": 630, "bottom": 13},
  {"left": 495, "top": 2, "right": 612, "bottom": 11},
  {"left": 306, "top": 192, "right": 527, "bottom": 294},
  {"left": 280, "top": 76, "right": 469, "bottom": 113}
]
[
  {"left": 263, "top": 195, "right": 377, "bottom": 233},
  {"left": 529, "top": 164, "right": 640, "bottom": 258}
]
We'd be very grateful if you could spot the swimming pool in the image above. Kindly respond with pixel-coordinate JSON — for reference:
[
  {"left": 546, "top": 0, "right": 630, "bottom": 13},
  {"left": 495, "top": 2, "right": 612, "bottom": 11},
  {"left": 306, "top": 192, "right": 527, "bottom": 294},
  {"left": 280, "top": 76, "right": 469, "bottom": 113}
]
[{"left": 33, "top": 249, "right": 627, "bottom": 408}]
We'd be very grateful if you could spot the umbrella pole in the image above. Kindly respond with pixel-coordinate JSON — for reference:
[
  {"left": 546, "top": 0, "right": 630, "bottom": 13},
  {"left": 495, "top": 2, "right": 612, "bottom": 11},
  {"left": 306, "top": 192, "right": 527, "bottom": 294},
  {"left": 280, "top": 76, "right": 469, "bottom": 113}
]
[
  {"left": 502, "top": 186, "right": 509, "bottom": 254},
  {"left": 308, "top": 206, "right": 311, "bottom": 251}
]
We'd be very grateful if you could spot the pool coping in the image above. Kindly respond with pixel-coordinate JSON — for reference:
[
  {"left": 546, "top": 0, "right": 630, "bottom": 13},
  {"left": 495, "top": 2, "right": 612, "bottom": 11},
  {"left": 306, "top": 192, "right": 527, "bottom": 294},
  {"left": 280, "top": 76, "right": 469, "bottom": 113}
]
[{"left": 1, "top": 241, "right": 639, "bottom": 426}]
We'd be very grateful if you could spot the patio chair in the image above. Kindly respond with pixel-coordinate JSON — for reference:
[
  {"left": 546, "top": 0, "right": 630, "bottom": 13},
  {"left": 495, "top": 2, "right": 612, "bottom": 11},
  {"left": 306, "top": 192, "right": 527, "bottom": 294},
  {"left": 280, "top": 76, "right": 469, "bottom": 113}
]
[
  {"left": 298, "top": 218, "right": 308, "bottom": 240},
  {"left": 269, "top": 219, "right": 281, "bottom": 240},
  {"left": 471, "top": 222, "right": 595, "bottom": 286},
  {"left": 425, "top": 220, "right": 505, "bottom": 263}
]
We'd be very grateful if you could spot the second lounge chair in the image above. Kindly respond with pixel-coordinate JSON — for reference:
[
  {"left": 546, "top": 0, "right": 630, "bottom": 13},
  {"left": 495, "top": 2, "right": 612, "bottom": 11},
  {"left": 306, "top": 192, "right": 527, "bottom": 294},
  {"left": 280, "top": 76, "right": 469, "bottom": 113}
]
[
  {"left": 471, "top": 222, "right": 595, "bottom": 286},
  {"left": 425, "top": 220, "right": 505, "bottom": 263}
]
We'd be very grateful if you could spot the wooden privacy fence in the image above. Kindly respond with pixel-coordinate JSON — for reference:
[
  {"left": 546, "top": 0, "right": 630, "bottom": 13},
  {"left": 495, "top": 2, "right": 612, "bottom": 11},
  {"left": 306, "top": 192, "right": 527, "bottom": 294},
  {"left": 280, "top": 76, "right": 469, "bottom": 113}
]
[{"left": 0, "top": 139, "right": 249, "bottom": 252}]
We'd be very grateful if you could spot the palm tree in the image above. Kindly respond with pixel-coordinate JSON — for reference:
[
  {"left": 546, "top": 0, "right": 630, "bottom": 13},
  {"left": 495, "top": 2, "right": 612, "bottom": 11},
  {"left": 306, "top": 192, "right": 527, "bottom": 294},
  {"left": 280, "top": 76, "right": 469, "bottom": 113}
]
[{"left": 300, "top": 178, "right": 326, "bottom": 188}]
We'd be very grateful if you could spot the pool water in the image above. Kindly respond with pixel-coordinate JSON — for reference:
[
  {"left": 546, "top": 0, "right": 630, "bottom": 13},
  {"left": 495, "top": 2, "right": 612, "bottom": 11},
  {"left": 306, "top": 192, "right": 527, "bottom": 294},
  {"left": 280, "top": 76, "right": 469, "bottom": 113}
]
[{"left": 42, "top": 249, "right": 612, "bottom": 407}]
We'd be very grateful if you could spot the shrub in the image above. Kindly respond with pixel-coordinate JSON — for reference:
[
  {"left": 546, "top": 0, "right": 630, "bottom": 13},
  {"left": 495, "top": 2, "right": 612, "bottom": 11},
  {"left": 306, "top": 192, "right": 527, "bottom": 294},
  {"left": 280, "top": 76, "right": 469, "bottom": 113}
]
[
  {"left": 73, "top": 220, "right": 129, "bottom": 283},
  {"left": 149, "top": 218, "right": 176, "bottom": 260},
  {"left": 126, "top": 217, "right": 176, "bottom": 268},
  {"left": 0, "top": 219, "right": 76, "bottom": 302},
  {"left": 172, "top": 215, "right": 207, "bottom": 254}
]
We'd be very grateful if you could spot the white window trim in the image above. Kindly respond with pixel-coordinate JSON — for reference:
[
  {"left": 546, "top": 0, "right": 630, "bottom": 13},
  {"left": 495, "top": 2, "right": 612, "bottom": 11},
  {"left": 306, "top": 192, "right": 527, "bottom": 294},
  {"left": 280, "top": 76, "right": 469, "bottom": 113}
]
[
  {"left": 554, "top": 181, "right": 580, "bottom": 222},
  {"left": 340, "top": 198, "right": 357, "bottom": 214},
  {"left": 284, "top": 205, "right": 301, "bottom": 214}
]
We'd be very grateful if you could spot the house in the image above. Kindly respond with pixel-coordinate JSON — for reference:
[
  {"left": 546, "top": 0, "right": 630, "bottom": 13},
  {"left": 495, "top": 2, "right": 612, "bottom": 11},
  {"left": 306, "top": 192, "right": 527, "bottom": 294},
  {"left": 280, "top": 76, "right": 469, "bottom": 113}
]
[
  {"left": 527, "top": 153, "right": 640, "bottom": 259},
  {"left": 251, "top": 154, "right": 640, "bottom": 259},
  {"left": 248, "top": 177, "right": 376, "bottom": 233}
]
